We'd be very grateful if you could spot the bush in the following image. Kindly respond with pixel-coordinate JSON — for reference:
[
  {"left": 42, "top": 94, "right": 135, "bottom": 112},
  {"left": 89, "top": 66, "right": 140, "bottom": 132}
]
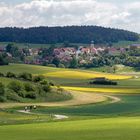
[
  {"left": 6, "top": 72, "right": 16, "bottom": 78},
  {"left": 0, "top": 72, "right": 4, "bottom": 77},
  {"left": 90, "top": 78, "right": 117, "bottom": 85},
  {"left": 18, "top": 72, "right": 32, "bottom": 81},
  {"left": 49, "top": 81, "right": 55, "bottom": 86},
  {"left": 8, "top": 81, "right": 23, "bottom": 93},
  {"left": 24, "top": 83, "right": 35, "bottom": 92},
  {"left": 6, "top": 91, "right": 21, "bottom": 102},
  {"left": 42, "top": 85, "right": 51, "bottom": 92},
  {"left": 36, "top": 85, "right": 43, "bottom": 95},
  {"left": 33, "top": 75, "right": 45, "bottom": 82},
  {"left": 58, "top": 64, "right": 65, "bottom": 68},
  {"left": 40, "top": 80, "right": 49, "bottom": 85},
  {"left": 17, "top": 90, "right": 26, "bottom": 98},
  {"left": 0, "top": 96, "right": 6, "bottom": 102},
  {"left": 45, "top": 90, "right": 72, "bottom": 102},
  {"left": 0, "top": 82, "right": 5, "bottom": 96},
  {"left": 25, "top": 91, "right": 37, "bottom": 99},
  {"left": 47, "top": 64, "right": 56, "bottom": 67}
]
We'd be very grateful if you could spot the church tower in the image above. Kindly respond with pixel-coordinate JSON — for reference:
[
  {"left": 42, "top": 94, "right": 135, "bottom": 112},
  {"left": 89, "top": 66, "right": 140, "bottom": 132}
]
[{"left": 90, "top": 40, "right": 94, "bottom": 53}]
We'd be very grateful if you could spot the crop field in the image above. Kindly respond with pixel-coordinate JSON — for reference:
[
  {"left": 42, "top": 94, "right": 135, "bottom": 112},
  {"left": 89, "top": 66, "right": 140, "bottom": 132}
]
[
  {"left": 63, "top": 86, "right": 140, "bottom": 94},
  {"left": 46, "top": 70, "right": 132, "bottom": 80},
  {"left": 0, "top": 64, "right": 132, "bottom": 80},
  {"left": 0, "top": 64, "right": 140, "bottom": 140}
]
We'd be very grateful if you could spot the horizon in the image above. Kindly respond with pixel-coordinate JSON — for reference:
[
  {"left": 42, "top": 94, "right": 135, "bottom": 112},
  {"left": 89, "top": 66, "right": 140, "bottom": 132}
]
[{"left": 0, "top": 0, "right": 140, "bottom": 33}]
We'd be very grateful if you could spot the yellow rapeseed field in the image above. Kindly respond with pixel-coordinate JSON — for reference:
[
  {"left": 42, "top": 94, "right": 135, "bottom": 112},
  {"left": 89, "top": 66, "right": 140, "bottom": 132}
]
[
  {"left": 46, "top": 70, "right": 132, "bottom": 80},
  {"left": 63, "top": 86, "right": 140, "bottom": 94}
]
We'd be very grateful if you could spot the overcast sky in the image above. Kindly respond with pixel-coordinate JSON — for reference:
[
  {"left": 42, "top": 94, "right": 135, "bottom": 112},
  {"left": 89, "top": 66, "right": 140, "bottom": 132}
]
[{"left": 0, "top": 0, "right": 140, "bottom": 33}]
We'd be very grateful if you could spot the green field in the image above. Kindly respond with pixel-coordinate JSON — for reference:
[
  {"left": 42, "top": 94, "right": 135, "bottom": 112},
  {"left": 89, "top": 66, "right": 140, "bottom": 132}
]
[
  {"left": 0, "top": 117, "right": 140, "bottom": 140},
  {"left": 0, "top": 63, "right": 140, "bottom": 140}
]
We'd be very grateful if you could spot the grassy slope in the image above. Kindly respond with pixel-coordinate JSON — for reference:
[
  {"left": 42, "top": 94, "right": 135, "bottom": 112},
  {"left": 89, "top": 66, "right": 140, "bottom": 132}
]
[{"left": 0, "top": 117, "right": 140, "bottom": 140}]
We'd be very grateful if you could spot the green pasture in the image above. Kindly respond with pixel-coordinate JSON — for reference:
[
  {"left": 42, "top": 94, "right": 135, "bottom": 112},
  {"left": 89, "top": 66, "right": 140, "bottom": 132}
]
[{"left": 0, "top": 117, "right": 140, "bottom": 140}]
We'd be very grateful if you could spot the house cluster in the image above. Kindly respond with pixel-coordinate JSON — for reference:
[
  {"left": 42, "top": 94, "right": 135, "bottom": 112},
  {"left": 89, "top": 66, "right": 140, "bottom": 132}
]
[
  {"left": 1, "top": 43, "right": 140, "bottom": 65},
  {"left": 52, "top": 45, "right": 127, "bottom": 64}
]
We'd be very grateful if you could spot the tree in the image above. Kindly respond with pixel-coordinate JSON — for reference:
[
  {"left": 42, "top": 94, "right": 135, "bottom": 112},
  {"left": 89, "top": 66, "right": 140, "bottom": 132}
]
[
  {"left": 0, "top": 82, "right": 5, "bottom": 96},
  {"left": 6, "top": 43, "right": 13, "bottom": 53},
  {"left": 0, "top": 53, "right": 8, "bottom": 65},
  {"left": 0, "top": 26, "right": 138, "bottom": 44},
  {"left": 69, "top": 57, "right": 78, "bottom": 68},
  {"left": 52, "top": 57, "right": 60, "bottom": 67}
]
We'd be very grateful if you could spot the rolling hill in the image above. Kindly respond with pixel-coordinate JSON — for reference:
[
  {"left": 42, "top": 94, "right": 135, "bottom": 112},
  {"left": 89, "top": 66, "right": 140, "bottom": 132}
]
[{"left": 0, "top": 26, "right": 139, "bottom": 44}]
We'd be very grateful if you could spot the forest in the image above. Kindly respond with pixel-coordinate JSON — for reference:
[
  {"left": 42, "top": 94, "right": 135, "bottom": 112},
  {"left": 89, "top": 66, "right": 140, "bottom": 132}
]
[{"left": 0, "top": 26, "right": 139, "bottom": 44}]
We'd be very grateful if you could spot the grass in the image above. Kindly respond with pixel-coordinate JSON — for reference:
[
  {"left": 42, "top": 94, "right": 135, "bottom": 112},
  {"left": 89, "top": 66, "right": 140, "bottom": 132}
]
[{"left": 0, "top": 117, "right": 140, "bottom": 140}]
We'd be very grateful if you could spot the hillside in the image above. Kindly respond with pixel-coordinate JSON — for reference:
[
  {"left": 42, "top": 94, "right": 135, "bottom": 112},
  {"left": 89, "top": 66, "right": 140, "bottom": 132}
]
[{"left": 0, "top": 26, "right": 139, "bottom": 44}]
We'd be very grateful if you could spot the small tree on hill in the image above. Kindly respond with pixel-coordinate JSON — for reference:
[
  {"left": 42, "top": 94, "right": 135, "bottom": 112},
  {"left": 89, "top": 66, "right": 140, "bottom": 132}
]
[{"left": 69, "top": 57, "right": 78, "bottom": 68}]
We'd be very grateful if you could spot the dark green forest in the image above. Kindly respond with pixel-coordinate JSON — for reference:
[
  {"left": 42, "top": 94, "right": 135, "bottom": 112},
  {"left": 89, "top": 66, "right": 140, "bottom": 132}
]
[{"left": 0, "top": 26, "right": 139, "bottom": 44}]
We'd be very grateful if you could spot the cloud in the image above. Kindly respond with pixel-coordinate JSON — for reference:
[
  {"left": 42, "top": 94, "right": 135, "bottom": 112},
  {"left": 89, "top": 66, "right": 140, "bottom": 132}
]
[{"left": 0, "top": 0, "right": 140, "bottom": 33}]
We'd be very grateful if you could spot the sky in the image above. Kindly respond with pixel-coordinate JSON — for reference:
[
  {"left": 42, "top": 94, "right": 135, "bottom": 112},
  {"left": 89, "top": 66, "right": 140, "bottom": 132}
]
[{"left": 0, "top": 0, "right": 140, "bottom": 33}]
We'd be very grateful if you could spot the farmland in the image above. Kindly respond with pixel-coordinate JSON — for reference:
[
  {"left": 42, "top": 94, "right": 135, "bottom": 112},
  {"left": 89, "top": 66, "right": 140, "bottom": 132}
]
[{"left": 0, "top": 64, "right": 140, "bottom": 140}]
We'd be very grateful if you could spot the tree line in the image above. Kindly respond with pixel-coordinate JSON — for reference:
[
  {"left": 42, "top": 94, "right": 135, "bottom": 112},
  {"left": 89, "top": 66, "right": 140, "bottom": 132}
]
[{"left": 0, "top": 26, "right": 139, "bottom": 44}]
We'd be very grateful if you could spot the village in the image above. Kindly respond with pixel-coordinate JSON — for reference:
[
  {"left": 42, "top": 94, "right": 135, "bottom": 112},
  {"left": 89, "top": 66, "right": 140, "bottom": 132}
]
[{"left": 0, "top": 42, "right": 140, "bottom": 68}]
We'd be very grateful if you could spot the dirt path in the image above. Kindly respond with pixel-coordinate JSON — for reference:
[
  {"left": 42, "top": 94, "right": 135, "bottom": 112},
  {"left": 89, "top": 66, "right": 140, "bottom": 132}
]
[{"left": 104, "top": 95, "right": 121, "bottom": 103}]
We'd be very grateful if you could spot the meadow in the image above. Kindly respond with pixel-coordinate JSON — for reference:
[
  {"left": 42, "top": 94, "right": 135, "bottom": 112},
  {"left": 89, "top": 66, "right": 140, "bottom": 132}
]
[{"left": 0, "top": 63, "right": 140, "bottom": 140}]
